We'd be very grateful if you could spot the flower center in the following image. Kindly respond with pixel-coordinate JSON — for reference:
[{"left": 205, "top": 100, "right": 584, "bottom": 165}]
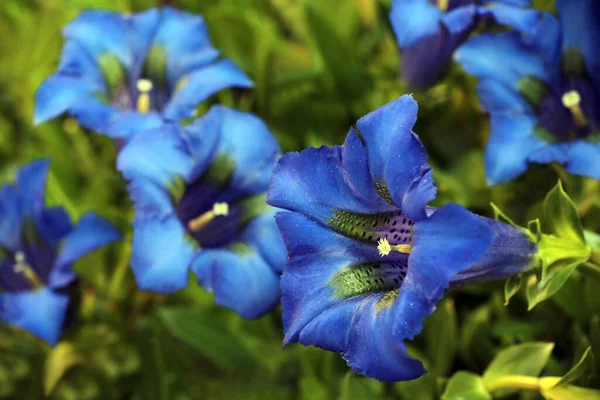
[
  {"left": 12, "top": 251, "right": 43, "bottom": 289},
  {"left": 437, "top": 0, "right": 449, "bottom": 11},
  {"left": 377, "top": 237, "right": 412, "bottom": 257},
  {"left": 187, "top": 202, "right": 230, "bottom": 232},
  {"left": 561, "top": 90, "right": 587, "bottom": 128},
  {"left": 136, "top": 79, "right": 154, "bottom": 114}
]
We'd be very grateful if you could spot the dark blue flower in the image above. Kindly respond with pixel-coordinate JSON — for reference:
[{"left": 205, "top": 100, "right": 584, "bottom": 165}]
[
  {"left": 117, "top": 106, "right": 285, "bottom": 319},
  {"left": 455, "top": 0, "right": 600, "bottom": 185},
  {"left": 389, "top": 0, "right": 540, "bottom": 89},
  {"left": 34, "top": 7, "right": 253, "bottom": 140},
  {"left": 0, "top": 160, "right": 121, "bottom": 345},
  {"left": 267, "top": 95, "right": 538, "bottom": 382}
]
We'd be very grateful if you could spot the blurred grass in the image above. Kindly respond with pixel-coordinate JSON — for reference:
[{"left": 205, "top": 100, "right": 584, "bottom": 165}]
[{"left": 0, "top": 0, "right": 599, "bottom": 399}]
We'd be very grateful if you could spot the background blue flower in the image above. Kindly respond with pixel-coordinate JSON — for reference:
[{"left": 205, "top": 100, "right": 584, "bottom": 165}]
[
  {"left": 390, "top": 0, "right": 540, "bottom": 89},
  {"left": 267, "top": 95, "right": 537, "bottom": 381},
  {"left": 34, "top": 7, "right": 253, "bottom": 140},
  {"left": 0, "top": 160, "right": 121, "bottom": 345},
  {"left": 117, "top": 106, "right": 285, "bottom": 319},
  {"left": 455, "top": 0, "right": 600, "bottom": 185}
]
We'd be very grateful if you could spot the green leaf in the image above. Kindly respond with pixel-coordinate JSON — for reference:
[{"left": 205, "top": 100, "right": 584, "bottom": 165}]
[
  {"left": 526, "top": 259, "right": 585, "bottom": 310},
  {"left": 542, "top": 384, "right": 600, "bottom": 400},
  {"left": 158, "top": 307, "right": 256, "bottom": 370},
  {"left": 490, "top": 203, "right": 518, "bottom": 227},
  {"left": 591, "top": 316, "right": 600, "bottom": 371},
  {"left": 504, "top": 275, "right": 523, "bottom": 305},
  {"left": 584, "top": 230, "right": 600, "bottom": 251},
  {"left": 425, "top": 298, "right": 458, "bottom": 376},
  {"left": 558, "top": 347, "right": 594, "bottom": 386},
  {"left": 442, "top": 372, "right": 491, "bottom": 400},
  {"left": 394, "top": 373, "right": 436, "bottom": 400},
  {"left": 483, "top": 342, "right": 554, "bottom": 392},
  {"left": 543, "top": 181, "right": 585, "bottom": 245},
  {"left": 44, "top": 342, "right": 82, "bottom": 396},
  {"left": 538, "top": 234, "right": 590, "bottom": 275}
]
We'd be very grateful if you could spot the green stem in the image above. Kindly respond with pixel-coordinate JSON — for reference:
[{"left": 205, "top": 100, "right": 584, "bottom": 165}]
[
  {"left": 580, "top": 262, "right": 600, "bottom": 281},
  {"left": 485, "top": 375, "right": 542, "bottom": 393},
  {"left": 589, "top": 250, "right": 600, "bottom": 267},
  {"left": 108, "top": 232, "right": 132, "bottom": 300}
]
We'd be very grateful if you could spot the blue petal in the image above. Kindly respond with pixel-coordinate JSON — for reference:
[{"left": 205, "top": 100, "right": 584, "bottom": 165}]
[
  {"left": 130, "top": 215, "right": 196, "bottom": 293},
  {"left": 36, "top": 207, "right": 72, "bottom": 245},
  {"left": 106, "top": 111, "right": 165, "bottom": 140},
  {"left": 50, "top": 213, "right": 121, "bottom": 289},
  {"left": 528, "top": 141, "right": 600, "bottom": 181},
  {"left": 0, "top": 184, "right": 21, "bottom": 251},
  {"left": 117, "top": 124, "right": 195, "bottom": 186},
  {"left": 151, "top": 6, "right": 221, "bottom": 86},
  {"left": 67, "top": 98, "right": 119, "bottom": 135},
  {"left": 400, "top": 30, "right": 462, "bottom": 90},
  {"left": 16, "top": 159, "right": 50, "bottom": 216},
  {"left": 356, "top": 95, "right": 437, "bottom": 221},
  {"left": 162, "top": 60, "right": 253, "bottom": 121},
  {"left": 406, "top": 204, "right": 494, "bottom": 305},
  {"left": 34, "top": 40, "right": 106, "bottom": 125},
  {"left": 442, "top": 5, "right": 477, "bottom": 35},
  {"left": 191, "top": 248, "right": 280, "bottom": 319},
  {"left": 451, "top": 218, "right": 537, "bottom": 286},
  {"left": 557, "top": 0, "right": 600, "bottom": 85},
  {"left": 478, "top": 4, "right": 541, "bottom": 35},
  {"left": 63, "top": 10, "right": 133, "bottom": 67},
  {"left": 245, "top": 210, "right": 287, "bottom": 275},
  {"left": 476, "top": 79, "right": 531, "bottom": 113},
  {"left": 481, "top": 0, "right": 531, "bottom": 6},
  {"left": 484, "top": 114, "right": 546, "bottom": 185},
  {"left": 186, "top": 106, "right": 279, "bottom": 198},
  {"left": 125, "top": 178, "right": 175, "bottom": 220},
  {"left": 524, "top": 13, "right": 561, "bottom": 71},
  {"left": 341, "top": 128, "right": 396, "bottom": 212},
  {"left": 342, "top": 296, "right": 427, "bottom": 381},
  {"left": 389, "top": 0, "right": 443, "bottom": 49},
  {"left": 278, "top": 212, "right": 426, "bottom": 381},
  {"left": 563, "top": 141, "right": 600, "bottom": 180},
  {"left": 268, "top": 146, "right": 378, "bottom": 226},
  {"left": 0, "top": 288, "right": 69, "bottom": 345},
  {"left": 277, "top": 212, "right": 375, "bottom": 344},
  {"left": 455, "top": 32, "right": 550, "bottom": 90},
  {"left": 127, "top": 8, "right": 162, "bottom": 70}
]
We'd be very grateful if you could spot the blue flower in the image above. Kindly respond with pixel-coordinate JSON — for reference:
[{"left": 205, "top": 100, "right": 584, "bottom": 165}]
[
  {"left": 117, "top": 106, "right": 285, "bottom": 319},
  {"left": 34, "top": 7, "right": 253, "bottom": 140},
  {"left": 0, "top": 160, "right": 121, "bottom": 345},
  {"left": 389, "top": 0, "right": 540, "bottom": 89},
  {"left": 455, "top": 0, "right": 600, "bottom": 185},
  {"left": 267, "top": 95, "right": 537, "bottom": 382}
]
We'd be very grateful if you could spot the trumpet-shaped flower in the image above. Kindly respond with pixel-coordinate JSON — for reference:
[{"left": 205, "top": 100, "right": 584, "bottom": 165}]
[
  {"left": 117, "top": 106, "right": 285, "bottom": 319},
  {"left": 267, "top": 95, "right": 537, "bottom": 382},
  {"left": 455, "top": 0, "right": 600, "bottom": 184},
  {"left": 34, "top": 7, "right": 252, "bottom": 140},
  {"left": 390, "top": 0, "right": 540, "bottom": 89},
  {"left": 0, "top": 160, "right": 121, "bottom": 345}
]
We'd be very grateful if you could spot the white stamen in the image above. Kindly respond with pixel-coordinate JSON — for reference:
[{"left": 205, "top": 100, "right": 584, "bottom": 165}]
[{"left": 137, "top": 79, "right": 153, "bottom": 93}]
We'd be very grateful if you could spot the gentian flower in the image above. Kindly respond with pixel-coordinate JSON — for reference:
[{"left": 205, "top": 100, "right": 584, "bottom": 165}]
[
  {"left": 389, "top": 0, "right": 540, "bottom": 89},
  {"left": 0, "top": 160, "right": 121, "bottom": 345},
  {"left": 34, "top": 7, "right": 252, "bottom": 140},
  {"left": 455, "top": 0, "right": 600, "bottom": 185},
  {"left": 117, "top": 106, "right": 285, "bottom": 318},
  {"left": 267, "top": 95, "right": 538, "bottom": 382}
]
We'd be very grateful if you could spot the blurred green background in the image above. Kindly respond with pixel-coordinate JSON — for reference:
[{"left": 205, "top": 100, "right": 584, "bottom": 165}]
[{"left": 0, "top": 0, "right": 599, "bottom": 399}]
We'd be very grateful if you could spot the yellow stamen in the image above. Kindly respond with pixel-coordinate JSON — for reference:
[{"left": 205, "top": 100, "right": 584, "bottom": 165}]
[
  {"left": 377, "top": 237, "right": 412, "bottom": 257},
  {"left": 561, "top": 90, "right": 587, "bottom": 127},
  {"left": 188, "top": 202, "right": 229, "bottom": 232},
  {"left": 437, "top": 0, "right": 449, "bottom": 11},
  {"left": 13, "top": 252, "right": 43, "bottom": 289},
  {"left": 136, "top": 79, "right": 153, "bottom": 114}
]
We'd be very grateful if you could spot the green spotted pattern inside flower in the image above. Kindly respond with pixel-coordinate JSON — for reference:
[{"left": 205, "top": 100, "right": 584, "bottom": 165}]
[
  {"left": 330, "top": 260, "right": 408, "bottom": 300},
  {"left": 328, "top": 209, "right": 413, "bottom": 244}
]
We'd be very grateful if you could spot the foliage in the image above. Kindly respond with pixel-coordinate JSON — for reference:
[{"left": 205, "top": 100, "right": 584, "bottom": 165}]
[{"left": 0, "top": 0, "right": 599, "bottom": 399}]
